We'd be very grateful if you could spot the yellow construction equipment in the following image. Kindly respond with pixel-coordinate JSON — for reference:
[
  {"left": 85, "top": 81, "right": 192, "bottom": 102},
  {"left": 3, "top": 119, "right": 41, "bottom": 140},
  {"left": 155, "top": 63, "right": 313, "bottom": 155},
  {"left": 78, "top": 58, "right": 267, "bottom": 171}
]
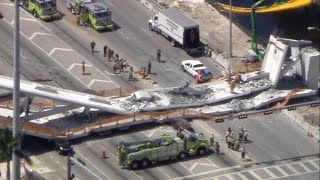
[{"left": 218, "top": 0, "right": 312, "bottom": 14}]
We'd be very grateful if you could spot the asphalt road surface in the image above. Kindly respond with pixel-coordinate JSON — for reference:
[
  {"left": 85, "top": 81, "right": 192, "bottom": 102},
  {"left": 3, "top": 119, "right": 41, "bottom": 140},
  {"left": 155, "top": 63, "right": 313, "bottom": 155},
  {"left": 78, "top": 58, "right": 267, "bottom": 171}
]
[
  {"left": 0, "top": 1, "right": 319, "bottom": 180},
  {"left": 22, "top": 113, "right": 319, "bottom": 180}
]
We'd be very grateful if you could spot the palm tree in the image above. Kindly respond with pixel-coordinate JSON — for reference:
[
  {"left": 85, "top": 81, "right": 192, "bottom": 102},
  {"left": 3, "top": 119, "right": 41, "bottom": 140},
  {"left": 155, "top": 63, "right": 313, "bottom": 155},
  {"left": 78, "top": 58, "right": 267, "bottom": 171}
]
[{"left": 0, "top": 128, "right": 33, "bottom": 180}]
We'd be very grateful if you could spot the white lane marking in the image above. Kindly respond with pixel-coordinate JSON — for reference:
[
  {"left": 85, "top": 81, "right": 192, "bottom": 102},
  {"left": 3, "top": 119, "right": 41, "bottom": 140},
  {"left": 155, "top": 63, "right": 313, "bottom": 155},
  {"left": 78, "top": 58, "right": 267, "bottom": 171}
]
[
  {"left": 298, "top": 162, "right": 312, "bottom": 172},
  {"left": 309, "top": 160, "right": 319, "bottom": 169},
  {"left": 29, "top": 32, "right": 54, "bottom": 40},
  {"left": 169, "top": 165, "right": 243, "bottom": 180},
  {"left": 157, "top": 166, "right": 172, "bottom": 179},
  {"left": 104, "top": 70, "right": 120, "bottom": 76},
  {"left": 20, "top": 17, "right": 37, "bottom": 22},
  {"left": 274, "top": 166, "right": 288, "bottom": 176},
  {"left": 286, "top": 164, "right": 300, "bottom": 174},
  {"left": 205, "top": 157, "right": 220, "bottom": 168},
  {"left": 74, "top": 148, "right": 111, "bottom": 180},
  {"left": 88, "top": 79, "right": 112, "bottom": 88},
  {"left": 236, "top": 172, "right": 249, "bottom": 180},
  {"left": 20, "top": 53, "right": 26, "bottom": 59},
  {"left": 3, "top": 7, "right": 122, "bottom": 91},
  {"left": 190, "top": 162, "right": 217, "bottom": 172},
  {"left": 181, "top": 158, "right": 320, "bottom": 180},
  {"left": 247, "top": 170, "right": 262, "bottom": 180},
  {"left": 179, "top": 162, "right": 194, "bottom": 175},
  {"left": 48, "top": 48, "right": 73, "bottom": 56},
  {"left": 2, "top": 17, "right": 89, "bottom": 88},
  {"left": 0, "top": 3, "right": 14, "bottom": 6},
  {"left": 62, "top": 166, "right": 67, "bottom": 170},
  {"left": 142, "top": 28, "right": 152, "bottom": 37},
  {"left": 267, "top": 169, "right": 319, "bottom": 180},
  {"left": 224, "top": 174, "right": 235, "bottom": 180},
  {"left": 68, "top": 63, "right": 92, "bottom": 71},
  {"left": 119, "top": 31, "right": 129, "bottom": 39},
  {"left": 274, "top": 154, "right": 281, "bottom": 161},
  {"left": 264, "top": 168, "right": 278, "bottom": 178},
  {"left": 10, "top": 20, "right": 14, "bottom": 25}
]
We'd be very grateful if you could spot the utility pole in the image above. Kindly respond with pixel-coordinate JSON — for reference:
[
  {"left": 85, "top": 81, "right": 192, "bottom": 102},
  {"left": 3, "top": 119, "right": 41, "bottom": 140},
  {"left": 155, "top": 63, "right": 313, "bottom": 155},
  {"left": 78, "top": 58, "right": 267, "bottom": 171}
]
[
  {"left": 229, "top": 0, "right": 233, "bottom": 60},
  {"left": 12, "top": 0, "right": 21, "bottom": 179}
]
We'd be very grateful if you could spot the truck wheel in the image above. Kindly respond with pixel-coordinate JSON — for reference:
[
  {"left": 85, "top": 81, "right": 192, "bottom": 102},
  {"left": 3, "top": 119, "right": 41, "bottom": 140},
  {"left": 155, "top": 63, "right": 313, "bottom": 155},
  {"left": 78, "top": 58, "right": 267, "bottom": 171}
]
[
  {"left": 148, "top": 23, "right": 153, "bottom": 31},
  {"left": 197, "top": 147, "right": 207, "bottom": 156},
  {"left": 141, "top": 159, "right": 149, "bottom": 167},
  {"left": 131, "top": 160, "right": 140, "bottom": 169},
  {"left": 33, "top": 10, "right": 38, "bottom": 18},
  {"left": 178, "top": 152, "right": 187, "bottom": 159},
  {"left": 181, "top": 65, "right": 186, "bottom": 72},
  {"left": 171, "top": 39, "right": 176, "bottom": 46}
]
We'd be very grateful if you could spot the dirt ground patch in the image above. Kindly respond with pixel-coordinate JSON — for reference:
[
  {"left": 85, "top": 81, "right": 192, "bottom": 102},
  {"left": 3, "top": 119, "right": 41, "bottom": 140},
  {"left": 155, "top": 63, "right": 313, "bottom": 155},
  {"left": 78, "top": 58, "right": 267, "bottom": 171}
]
[{"left": 157, "top": 0, "right": 252, "bottom": 60}]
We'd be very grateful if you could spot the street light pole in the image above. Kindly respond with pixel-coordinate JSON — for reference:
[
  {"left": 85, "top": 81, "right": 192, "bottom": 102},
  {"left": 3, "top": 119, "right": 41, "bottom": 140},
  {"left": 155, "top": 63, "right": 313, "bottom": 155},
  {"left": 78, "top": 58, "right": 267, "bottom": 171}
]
[
  {"left": 229, "top": 0, "right": 233, "bottom": 59},
  {"left": 12, "top": 0, "right": 21, "bottom": 179}
]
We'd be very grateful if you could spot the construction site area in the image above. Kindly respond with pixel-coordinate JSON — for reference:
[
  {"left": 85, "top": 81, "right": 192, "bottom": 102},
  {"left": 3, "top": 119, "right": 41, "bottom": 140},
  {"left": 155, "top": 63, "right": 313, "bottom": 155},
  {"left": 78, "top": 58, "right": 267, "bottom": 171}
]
[{"left": 0, "top": 0, "right": 319, "bottom": 179}]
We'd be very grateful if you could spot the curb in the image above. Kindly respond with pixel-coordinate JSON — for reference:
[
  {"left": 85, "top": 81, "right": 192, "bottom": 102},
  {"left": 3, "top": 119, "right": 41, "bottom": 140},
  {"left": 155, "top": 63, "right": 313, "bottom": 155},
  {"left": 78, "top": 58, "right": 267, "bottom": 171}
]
[{"left": 282, "top": 109, "right": 320, "bottom": 141}]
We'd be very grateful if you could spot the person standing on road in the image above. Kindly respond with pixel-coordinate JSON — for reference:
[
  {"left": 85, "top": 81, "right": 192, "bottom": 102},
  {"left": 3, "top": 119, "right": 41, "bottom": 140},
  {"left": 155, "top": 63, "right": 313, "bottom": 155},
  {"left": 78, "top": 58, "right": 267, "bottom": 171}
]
[
  {"left": 103, "top": 45, "right": 108, "bottom": 57},
  {"left": 148, "top": 61, "right": 152, "bottom": 74},
  {"left": 90, "top": 41, "right": 96, "bottom": 53},
  {"left": 210, "top": 134, "right": 215, "bottom": 146},
  {"left": 156, "top": 49, "right": 161, "bottom": 62},
  {"left": 244, "top": 129, "right": 249, "bottom": 142},
  {"left": 238, "top": 127, "right": 244, "bottom": 142},
  {"left": 240, "top": 145, "right": 246, "bottom": 160},
  {"left": 128, "top": 66, "right": 134, "bottom": 81},
  {"left": 215, "top": 141, "right": 220, "bottom": 155},
  {"left": 82, "top": 61, "right": 86, "bottom": 75}
]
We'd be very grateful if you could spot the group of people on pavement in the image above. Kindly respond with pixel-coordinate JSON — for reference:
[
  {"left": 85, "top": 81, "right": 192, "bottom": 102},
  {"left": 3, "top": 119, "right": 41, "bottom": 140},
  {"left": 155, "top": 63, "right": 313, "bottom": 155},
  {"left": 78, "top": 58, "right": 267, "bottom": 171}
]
[
  {"left": 209, "top": 126, "right": 249, "bottom": 160},
  {"left": 226, "top": 127, "right": 248, "bottom": 160},
  {"left": 89, "top": 41, "right": 162, "bottom": 81}
]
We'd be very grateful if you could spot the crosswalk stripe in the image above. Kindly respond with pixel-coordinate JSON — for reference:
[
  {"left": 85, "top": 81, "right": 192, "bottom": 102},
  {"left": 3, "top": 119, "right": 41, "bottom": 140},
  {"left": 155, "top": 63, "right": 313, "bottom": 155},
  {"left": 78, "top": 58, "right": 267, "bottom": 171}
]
[
  {"left": 264, "top": 168, "right": 278, "bottom": 178},
  {"left": 224, "top": 174, "right": 235, "bottom": 180},
  {"left": 309, "top": 160, "right": 320, "bottom": 169},
  {"left": 299, "top": 162, "right": 312, "bottom": 172},
  {"left": 248, "top": 170, "right": 263, "bottom": 180},
  {"left": 274, "top": 166, "right": 288, "bottom": 176},
  {"left": 236, "top": 172, "right": 250, "bottom": 180},
  {"left": 286, "top": 164, "right": 300, "bottom": 174}
]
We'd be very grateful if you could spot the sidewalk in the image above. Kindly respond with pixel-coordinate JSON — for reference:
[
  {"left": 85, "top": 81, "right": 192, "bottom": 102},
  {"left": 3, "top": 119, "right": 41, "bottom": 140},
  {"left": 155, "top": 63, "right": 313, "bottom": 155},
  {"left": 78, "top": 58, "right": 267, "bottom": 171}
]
[{"left": 0, "top": 156, "right": 51, "bottom": 180}]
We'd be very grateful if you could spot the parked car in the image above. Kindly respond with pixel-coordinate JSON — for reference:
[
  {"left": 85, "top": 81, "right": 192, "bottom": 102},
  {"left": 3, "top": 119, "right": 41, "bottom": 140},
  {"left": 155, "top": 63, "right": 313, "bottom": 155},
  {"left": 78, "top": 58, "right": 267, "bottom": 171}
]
[
  {"left": 181, "top": 60, "right": 213, "bottom": 82},
  {"left": 51, "top": 139, "right": 73, "bottom": 155},
  {"left": 167, "top": 118, "right": 194, "bottom": 132}
]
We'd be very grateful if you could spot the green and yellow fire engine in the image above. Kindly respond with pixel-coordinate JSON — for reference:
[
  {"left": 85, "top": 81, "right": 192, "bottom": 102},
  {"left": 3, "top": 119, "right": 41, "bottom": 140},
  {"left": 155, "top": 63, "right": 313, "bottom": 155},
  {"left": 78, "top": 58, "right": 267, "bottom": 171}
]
[
  {"left": 118, "top": 130, "right": 208, "bottom": 169},
  {"left": 13, "top": 0, "right": 60, "bottom": 20},
  {"left": 78, "top": 2, "right": 113, "bottom": 31}
]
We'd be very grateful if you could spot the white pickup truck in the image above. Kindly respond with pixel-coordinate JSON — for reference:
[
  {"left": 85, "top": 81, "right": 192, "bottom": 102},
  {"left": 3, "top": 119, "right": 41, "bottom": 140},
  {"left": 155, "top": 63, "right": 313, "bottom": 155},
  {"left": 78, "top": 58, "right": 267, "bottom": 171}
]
[{"left": 148, "top": 8, "right": 203, "bottom": 55}]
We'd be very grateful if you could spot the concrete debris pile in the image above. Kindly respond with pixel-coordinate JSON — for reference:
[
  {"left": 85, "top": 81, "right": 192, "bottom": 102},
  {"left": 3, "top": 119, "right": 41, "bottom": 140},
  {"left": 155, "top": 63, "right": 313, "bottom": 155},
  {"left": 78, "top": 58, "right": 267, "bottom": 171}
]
[
  {"left": 227, "top": 99, "right": 246, "bottom": 112},
  {"left": 114, "top": 75, "right": 274, "bottom": 112},
  {"left": 117, "top": 91, "right": 171, "bottom": 111}
]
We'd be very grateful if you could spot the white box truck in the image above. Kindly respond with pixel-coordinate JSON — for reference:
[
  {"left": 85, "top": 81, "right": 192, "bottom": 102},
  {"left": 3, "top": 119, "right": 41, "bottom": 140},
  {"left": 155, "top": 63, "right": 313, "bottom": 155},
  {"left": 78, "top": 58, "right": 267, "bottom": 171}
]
[{"left": 148, "top": 8, "right": 203, "bottom": 55}]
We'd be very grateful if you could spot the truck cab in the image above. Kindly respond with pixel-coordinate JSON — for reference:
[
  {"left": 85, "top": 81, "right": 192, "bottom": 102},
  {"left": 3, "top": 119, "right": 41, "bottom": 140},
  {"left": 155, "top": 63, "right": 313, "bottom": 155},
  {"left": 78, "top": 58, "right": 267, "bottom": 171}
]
[
  {"left": 80, "top": 3, "right": 113, "bottom": 31},
  {"left": 21, "top": 0, "right": 60, "bottom": 20},
  {"left": 148, "top": 14, "right": 159, "bottom": 32}
]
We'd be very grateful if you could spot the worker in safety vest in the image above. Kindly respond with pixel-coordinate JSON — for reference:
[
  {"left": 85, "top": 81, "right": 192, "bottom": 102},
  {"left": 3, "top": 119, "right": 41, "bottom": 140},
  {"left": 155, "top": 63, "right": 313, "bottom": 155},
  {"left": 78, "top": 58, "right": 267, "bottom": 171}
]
[{"left": 210, "top": 134, "right": 215, "bottom": 146}]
